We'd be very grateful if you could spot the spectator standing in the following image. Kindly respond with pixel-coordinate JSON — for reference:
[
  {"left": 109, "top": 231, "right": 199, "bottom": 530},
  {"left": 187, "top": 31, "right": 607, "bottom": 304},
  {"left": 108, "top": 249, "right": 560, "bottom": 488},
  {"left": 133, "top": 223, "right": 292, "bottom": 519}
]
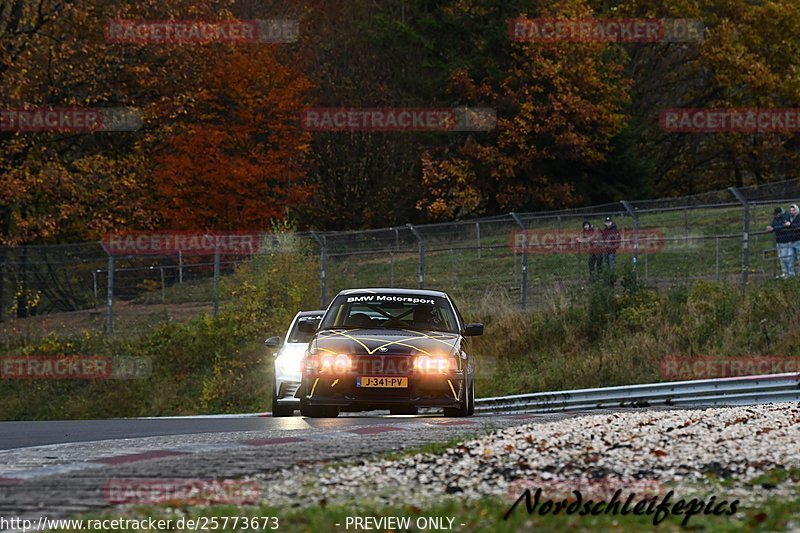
[
  {"left": 577, "top": 220, "right": 603, "bottom": 279},
  {"left": 784, "top": 204, "right": 800, "bottom": 277},
  {"left": 767, "top": 207, "right": 791, "bottom": 278},
  {"left": 600, "top": 216, "right": 621, "bottom": 271}
]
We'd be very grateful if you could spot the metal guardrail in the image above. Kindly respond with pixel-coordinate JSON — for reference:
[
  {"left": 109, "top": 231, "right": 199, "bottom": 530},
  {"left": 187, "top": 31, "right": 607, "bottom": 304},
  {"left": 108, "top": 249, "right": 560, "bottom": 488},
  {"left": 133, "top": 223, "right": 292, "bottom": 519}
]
[{"left": 474, "top": 373, "right": 800, "bottom": 414}]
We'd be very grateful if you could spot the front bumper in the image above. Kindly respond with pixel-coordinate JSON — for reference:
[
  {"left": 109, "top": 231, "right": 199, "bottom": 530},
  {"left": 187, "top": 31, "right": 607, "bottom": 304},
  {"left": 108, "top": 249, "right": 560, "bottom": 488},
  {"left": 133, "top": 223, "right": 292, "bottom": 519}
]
[
  {"left": 300, "top": 373, "right": 466, "bottom": 410},
  {"left": 275, "top": 379, "right": 301, "bottom": 406}
]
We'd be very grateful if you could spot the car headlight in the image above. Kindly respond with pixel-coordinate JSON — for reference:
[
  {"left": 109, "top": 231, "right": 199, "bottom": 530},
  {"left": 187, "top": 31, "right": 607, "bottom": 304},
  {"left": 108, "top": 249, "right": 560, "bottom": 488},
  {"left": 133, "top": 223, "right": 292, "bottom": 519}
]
[
  {"left": 279, "top": 355, "right": 303, "bottom": 374},
  {"left": 413, "top": 354, "right": 458, "bottom": 374}
]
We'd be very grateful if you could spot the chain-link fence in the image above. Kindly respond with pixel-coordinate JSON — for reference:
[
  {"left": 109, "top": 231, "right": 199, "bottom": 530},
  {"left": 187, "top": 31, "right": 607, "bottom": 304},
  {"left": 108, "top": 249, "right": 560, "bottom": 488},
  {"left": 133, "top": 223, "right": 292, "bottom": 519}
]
[{"left": 2, "top": 178, "right": 799, "bottom": 335}]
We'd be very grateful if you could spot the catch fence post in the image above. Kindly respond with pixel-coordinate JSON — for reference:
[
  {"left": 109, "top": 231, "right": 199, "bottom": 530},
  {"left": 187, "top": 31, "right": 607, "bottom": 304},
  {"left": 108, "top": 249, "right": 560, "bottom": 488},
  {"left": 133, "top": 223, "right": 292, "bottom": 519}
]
[
  {"left": 92, "top": 269, "right": 99, "bottom": 310},
  {"left": 729, "top": 187, "right": 750, "bottom": 289},
  {"left": 621, "top": 201, "right": 638, "bottom": 271},
  {"left": 510, "top": 212, "right": 527, "bottom": 308},
  {"left": 311, "top": 232, "right": 327, "bottom": 308},
  {"left": 106, "top": 254, "right": 114, "bottom": 335},
  {"left": 475, "top": 221, "right": 481, "bottom": 259},
  {"left": 407, "top": 224, "right": 425, "bottom": 289},
  {"left": 684, "top": 207, "right": 689, "bottom": 237},
  {"left": 390, "top": 252, "right": 395, "bottom": 288},
  {"left": 213, "top": 245, "right": 220, "bottom": 316},
  {"left": 0, "top": 247, "right": 4, "bottom": 323},
  {"left": 450, "top": 248, "right": 455, "bottom": 288}
]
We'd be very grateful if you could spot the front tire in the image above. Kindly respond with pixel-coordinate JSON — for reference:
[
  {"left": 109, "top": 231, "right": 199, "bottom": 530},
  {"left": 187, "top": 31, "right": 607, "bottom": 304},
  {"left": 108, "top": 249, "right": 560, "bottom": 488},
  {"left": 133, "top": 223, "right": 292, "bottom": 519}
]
[
  {"left": 467, "top": 379, "right": 475, "bottom": 416},
  {"left": 272, "top": 385, "right": 294, "bottom": 417},
  {"left": 443, "top": 378, "right": 473, "bottom": 417}
]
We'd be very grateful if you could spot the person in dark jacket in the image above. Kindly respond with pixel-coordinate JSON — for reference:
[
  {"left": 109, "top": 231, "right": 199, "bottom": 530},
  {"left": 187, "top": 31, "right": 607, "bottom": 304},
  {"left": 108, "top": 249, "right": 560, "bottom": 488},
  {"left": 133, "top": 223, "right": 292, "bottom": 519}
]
[
  {"left": 576, "top": 220, "right": 603, "bottom": 278},
  {"left": 785, "top": 204, "right": 800, "bottom": 277},
  {"left": 600, "top": 216, "right": 621, "bottom": 271},
  {"left": 767, "top": 207, "right": 791, "bottom": 277}
]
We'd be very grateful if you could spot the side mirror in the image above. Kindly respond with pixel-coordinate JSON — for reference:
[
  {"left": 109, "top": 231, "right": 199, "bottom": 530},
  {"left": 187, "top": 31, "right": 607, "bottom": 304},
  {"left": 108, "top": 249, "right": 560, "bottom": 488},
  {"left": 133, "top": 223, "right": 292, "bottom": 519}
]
[
  {"left": 463, "top": 323, "right": 484, "bottom": 336},
  {"left": 297, "top": 320, "right": 318, "bottom": 334},
  {"left": 265, "top": 336, "right": 281, "bottom": 348}
]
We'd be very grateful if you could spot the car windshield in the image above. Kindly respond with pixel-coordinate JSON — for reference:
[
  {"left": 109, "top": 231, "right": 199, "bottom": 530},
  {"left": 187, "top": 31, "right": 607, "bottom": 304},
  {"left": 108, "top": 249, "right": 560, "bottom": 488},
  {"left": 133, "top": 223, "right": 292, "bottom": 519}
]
[
  {"left": 288, "top": 315, "right": 322, "bottom": 343},
  {"left": 319, "top": 294, "right": 458, "bottom": 333}
]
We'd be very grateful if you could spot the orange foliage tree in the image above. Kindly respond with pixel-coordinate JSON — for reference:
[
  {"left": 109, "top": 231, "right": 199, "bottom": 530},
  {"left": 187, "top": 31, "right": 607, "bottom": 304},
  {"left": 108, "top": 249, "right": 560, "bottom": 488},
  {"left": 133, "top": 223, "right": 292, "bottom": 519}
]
[{"left": 151, "top": 45, "right": 314, "bottom": 231}]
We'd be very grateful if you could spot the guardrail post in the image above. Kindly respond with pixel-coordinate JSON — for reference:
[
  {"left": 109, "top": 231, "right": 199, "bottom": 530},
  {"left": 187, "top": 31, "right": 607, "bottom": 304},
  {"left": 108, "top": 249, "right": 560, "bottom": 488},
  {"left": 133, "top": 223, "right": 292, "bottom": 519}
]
[
  {"left": 621, "top": 201, "right": 638, "bottom": 271},
  {"left": 407, "top": 224, "right": 425, "bottom": 289},
  {"left": 311, "top": 232, "right": 327, "bottom": 307},
  {"left": 729, "top": 187, "right": 750, "bottom": 288},
  {"left": 178, "top": 251, "right": 183, "bottom": 284},
  {"left": 106, "top": 254, "right": 114, "bottom": 335},
  {"left": 510, "top": 212, "right": 527, "bottom": 308}
]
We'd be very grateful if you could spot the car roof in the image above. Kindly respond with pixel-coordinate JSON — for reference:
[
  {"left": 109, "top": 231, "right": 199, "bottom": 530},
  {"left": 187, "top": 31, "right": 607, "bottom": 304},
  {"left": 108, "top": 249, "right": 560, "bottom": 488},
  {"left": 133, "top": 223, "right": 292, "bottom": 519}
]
[
  {"left": 297, "top": 310, "right": 325, "bottom": 316},
  {"left": 336, "top": 288, "right": 449, "bottom": 298}
]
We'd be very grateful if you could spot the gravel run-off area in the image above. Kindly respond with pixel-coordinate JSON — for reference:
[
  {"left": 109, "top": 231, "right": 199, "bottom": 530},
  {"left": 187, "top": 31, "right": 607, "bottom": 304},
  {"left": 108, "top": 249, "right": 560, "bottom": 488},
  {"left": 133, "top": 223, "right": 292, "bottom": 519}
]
[{"left": 260, "top": 403, "right": 800, "bottom": 508}]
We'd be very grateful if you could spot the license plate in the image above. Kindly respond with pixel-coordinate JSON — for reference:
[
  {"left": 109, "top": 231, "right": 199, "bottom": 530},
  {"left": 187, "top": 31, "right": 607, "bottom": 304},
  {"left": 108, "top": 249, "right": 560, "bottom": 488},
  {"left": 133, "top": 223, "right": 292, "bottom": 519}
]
[{"left": 357, "top": 376, "right": 408, "bottom": 388}]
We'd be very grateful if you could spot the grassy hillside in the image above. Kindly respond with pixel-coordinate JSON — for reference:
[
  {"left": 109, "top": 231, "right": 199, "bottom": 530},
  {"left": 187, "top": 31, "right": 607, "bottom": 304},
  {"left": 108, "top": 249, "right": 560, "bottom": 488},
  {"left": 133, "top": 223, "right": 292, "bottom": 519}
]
[{"left": 2, "top": 244, "right": 799, "bottom": 420}]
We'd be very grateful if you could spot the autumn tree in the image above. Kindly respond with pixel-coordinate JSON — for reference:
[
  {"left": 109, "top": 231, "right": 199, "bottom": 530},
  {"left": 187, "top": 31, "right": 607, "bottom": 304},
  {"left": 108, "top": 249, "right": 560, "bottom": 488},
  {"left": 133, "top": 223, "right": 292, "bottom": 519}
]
[
  {"left": 417, "top": 0, "right": 631, "bottom": 218},
  {"left": 603, "top": 0, "right": 800, "bottom": 195},
  {"left": 151, "top": 43, "right": 314, "bottom": 231}
]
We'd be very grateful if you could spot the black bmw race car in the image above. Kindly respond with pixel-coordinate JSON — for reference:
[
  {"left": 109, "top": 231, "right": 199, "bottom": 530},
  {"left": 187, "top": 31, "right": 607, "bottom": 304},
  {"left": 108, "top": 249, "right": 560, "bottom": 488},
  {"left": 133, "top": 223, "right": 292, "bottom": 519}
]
[{"left": 296, "top": 288, "right": 483, "bottom": 418}]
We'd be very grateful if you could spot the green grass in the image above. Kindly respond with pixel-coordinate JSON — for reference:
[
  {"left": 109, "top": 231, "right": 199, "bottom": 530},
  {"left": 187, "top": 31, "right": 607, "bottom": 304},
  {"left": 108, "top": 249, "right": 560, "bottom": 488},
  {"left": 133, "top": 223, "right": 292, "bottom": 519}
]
[
  {"left": 379, "top": 436, "right": 479, "bottom": 462},
  {"left": 53, "top": 490, "right": 800, "bottom": 532},
  {"left": 751, "top": 468, "right": 800, "bottom": 488}
]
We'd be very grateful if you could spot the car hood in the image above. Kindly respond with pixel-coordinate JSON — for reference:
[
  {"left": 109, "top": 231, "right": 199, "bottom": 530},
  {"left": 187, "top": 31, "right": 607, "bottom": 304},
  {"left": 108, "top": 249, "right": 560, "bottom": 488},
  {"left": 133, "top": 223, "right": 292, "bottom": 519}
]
[{"left": 311, "top": 328, "right": 461, "bottom": 357}]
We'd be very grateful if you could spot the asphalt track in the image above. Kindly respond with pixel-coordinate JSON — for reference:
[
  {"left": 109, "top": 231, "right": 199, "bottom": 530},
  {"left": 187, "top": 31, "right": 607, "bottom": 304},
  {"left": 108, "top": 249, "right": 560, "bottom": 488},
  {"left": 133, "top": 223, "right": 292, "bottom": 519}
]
[
  {"left": 0, "top": 411, "right": 519, "bottom": 451},
  {"left": 3, "top": 410, "right": 589, "bottom": 523}
]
